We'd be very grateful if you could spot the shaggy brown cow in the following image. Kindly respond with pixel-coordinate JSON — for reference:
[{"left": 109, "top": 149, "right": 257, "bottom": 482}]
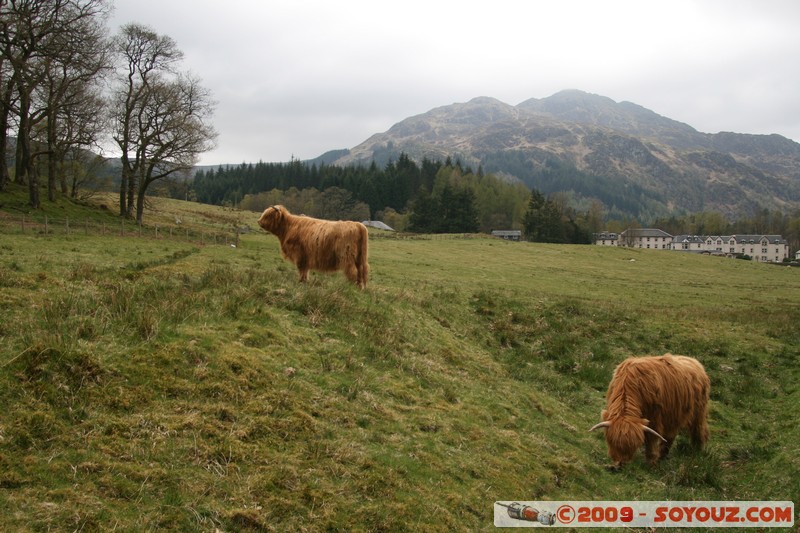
[
  {"left": 257, "top": 205, "right": 369, "bottom": 288},
  {"left": 589, "top": 353, "right": 710, "bottom": 468}
]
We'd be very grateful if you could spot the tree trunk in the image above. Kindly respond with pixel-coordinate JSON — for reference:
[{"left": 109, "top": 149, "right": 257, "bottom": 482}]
[
  {"left": 0, "top": 67, "right": 13, "bottom": 191},
  {"left": 127, "top": 174, "right": 136, "bottom": 218},
  {"left": 17, "top": 91, "right": 39, "bottom": 208},
  {"left": 47, "top": 117, "right": 57, "bottom": 202},
  {"left": 0, "top": 113, "right": 8, "bottom": 192},
  {"left": 14, "top": 132, "right": 25, "bottom": 185},
  {"left": 135, "top": 180, "right": 147, "bottom": 226},
  {"left": 27, "top": 163, "right": 40, "bottom": 209},
  {"left": 119, "top": 154, "right": 129, "bottom": 216},
  {"left": 59, "top": 159, "right": 68, "bottom": 195},
  {"left": 126, "top": 156, "right": 139, "bottom": 218}
]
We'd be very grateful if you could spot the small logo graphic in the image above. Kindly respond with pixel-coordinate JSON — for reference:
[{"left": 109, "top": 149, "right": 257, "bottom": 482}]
[{"left": 496, "top": 502, "right": 556, "bottom": 525}]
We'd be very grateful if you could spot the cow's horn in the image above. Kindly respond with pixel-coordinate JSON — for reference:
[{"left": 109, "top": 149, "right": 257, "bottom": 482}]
[
  {"left": 641, "top": 425, "right": 668, "bottom": 443},
  {"left": 589, "top": 421, "right": 611, "bottom": 432}
]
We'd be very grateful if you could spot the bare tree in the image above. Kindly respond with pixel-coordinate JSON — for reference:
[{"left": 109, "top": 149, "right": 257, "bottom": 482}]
[
  {"left": 65, "top": 147, "right": 107, "bottom": 198},
  {"left": 55, "top": 83, "right": 108, "bottom": 196},
  {"left": 38, "top": 5, "right": 111, "bottom": 200},
  {"left": 111, "top": 23, "right": 183, "bottom": 218},
  {"left": 128, "top": 72, "right": 216, "bottom": 224},
  {"left": 0, "top": 0, "right": 110, "bottom": 207},
  {"left": 0, "top": 44, "right": 17, "bottom": 192}
]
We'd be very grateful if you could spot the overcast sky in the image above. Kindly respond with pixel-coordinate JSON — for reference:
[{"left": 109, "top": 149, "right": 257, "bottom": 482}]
[{"left": 108, "top": 0, "right": 800, "bottom": 166}]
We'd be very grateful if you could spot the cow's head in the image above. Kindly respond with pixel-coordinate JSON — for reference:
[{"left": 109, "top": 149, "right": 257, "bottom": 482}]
[
  {"left": 589, "top": 414, "right": 666, "bottom": 468},
  {"left": 258, "top": 205, "right": 285, "bottom": 234}
]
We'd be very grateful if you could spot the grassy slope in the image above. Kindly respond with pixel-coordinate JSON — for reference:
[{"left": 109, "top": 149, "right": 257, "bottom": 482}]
[{"left": 0, "top": 192, "right": 798, "bottom": 531}]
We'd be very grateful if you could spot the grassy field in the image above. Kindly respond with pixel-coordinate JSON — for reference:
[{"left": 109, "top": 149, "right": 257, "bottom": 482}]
[{"left": 0, "top": 192, "right": 798, "bottom": 531}]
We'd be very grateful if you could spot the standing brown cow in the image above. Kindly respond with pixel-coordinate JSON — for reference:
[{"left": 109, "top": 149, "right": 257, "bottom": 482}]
[
  {"left": 257, "top": 205, "right": 369, "bottom": 288},
  {"left": 589, "top": 353, "right": 710, "bottom": 468}
]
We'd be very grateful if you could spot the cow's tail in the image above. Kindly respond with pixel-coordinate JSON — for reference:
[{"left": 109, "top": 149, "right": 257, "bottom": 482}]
[{"left": 357, "top": 223, "right": 369, "bottom": 289}]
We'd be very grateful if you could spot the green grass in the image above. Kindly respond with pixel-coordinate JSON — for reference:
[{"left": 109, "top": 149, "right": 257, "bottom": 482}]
[{"left": 1, "top": 193, "right": 799, "bottom": 531}]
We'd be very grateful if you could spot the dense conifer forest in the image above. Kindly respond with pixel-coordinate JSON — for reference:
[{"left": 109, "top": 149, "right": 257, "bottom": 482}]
[{"left": 191, "top": 153, "right": 800, "bottom": 250}]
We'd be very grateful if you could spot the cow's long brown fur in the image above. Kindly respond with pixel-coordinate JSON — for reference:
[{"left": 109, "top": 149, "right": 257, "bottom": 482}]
[
  {"left": 596, "top": 353, "right": 710, "bottom": 467},
  {"left": 257, "top": 205, "right": 369, "bottom": 288}
]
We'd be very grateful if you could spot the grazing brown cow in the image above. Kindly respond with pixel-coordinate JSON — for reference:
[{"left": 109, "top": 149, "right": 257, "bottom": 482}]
[
  {"left": 257, "top": 205, "right": 369, "bottom": 288},
  {"left": 589, "top": 353, "right": 710, "bottom": 468}
]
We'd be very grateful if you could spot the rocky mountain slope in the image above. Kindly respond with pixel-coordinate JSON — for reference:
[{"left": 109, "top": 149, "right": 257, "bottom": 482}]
[{"left": 331, "top": 90, "right": 800, "bottom": 218}]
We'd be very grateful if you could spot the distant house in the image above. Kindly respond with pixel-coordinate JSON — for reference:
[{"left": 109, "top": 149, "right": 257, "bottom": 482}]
[
  {"left": 596, "top": 228, "right": 789, "bottom": 262},
  {"left": 796, "top": 250, "right": 800, "bottom": 261},
  {"left": 674, "top": 234, "right": 788, "bottom": 262},
  {"left": 594, "top": 231, "right": 619, "bottom": 246},
  {"left": 491, "top": 230, "right": 522, "bottom": 241},
  {"left": 617, "top": 228, "right": 673, "bottom": 250},
  {"left": 671, "top": 235, "right": 706, "bottom": 252},
  {"left": 713, "top": 234, "right": 789, "bottom": 262}
]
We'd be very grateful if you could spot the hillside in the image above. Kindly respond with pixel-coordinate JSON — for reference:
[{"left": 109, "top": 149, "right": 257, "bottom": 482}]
[
  {"left": 1, "top": 196, "right": 799, "bottom": 530},
  {"left": 331, "top": 90, "right": 800, "bottom": 219}
]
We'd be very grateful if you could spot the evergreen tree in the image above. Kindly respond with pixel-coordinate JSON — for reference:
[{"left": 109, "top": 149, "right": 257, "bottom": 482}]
[
  {"left": 522, "top": 189, "right": 546, "bottom": 241},
  {"left": 408, "top": 188, "right": 439, "bottom": 233},
  {"left": 523, "top": 189, "right": 564, "bottom": 243},
  {"left": 440, "top": 185, "right": 479, "bottom": 233}
]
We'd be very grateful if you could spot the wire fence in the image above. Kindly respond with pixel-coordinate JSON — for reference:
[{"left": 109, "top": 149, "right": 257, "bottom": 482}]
[{"left": 0, "top": 213, "right": 243, "bottom": 246}]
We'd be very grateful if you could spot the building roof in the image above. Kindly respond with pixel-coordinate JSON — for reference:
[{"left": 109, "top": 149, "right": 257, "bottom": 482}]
[
  {"left": 673, "top": 235, "right": 706, "bottom": 244},
  {"left": 595, "top": 232, "right": 618, "bottom": 240},
  {"left": 362, "top": 220, "right": 395, "bottom": 231},
  {"left": 725, "top": 234, "right": 787, "bottom": 244},
  {"left": 620, "top": 228, "right": 673, "bottom": 238}
]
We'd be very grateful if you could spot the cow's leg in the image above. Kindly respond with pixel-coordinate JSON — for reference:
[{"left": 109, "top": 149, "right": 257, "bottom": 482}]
[
  {"left": 296, "top": 256, "right": 309, "bottom": 282},
  {"left": 689, "top": 417, "right": 709, "bottom": 449},
  {"left": 691, "top": 385, "right": 711, "bottom": 449},
  {"left": 297, "top": 267, "right": 309, "bottom": 282},
  {"left": 356, "top": 262, "right": 368, "bottom": 289},
  {"left": 645, "top": 434, "right": 662, "bottom": 464},
  {"left": 660, "top": 437, "right": 675, "bottom": 459},
  {"left": 344, "top": 263, "right": 359, "bottom": 286}
]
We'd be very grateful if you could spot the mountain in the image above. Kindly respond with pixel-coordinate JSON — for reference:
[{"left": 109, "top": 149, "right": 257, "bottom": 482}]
[{"left": 331, "top": 90, "right": 800, "bottom": 219}]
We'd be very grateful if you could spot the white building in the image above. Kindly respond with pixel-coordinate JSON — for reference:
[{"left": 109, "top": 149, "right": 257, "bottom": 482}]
[
  {"left": 595, "top": 231, "right": 619, "bottom": 246},
  {"left": 617, "top": 228, "right": 673, "bottom": 250},
  {"left": 671, "top": 234, "right": 789, "bottom": 262},
  {"left": 730, "top": 235, "right": 787, "bottom": 262},
  {"left": 672, "top": 235, "right": 789, "bottom": 263},
  {"left": 491, "top": 230, "right": 522, "bottom": 241},
  {"left": 672, "top": 235, "right": 706, "bottom": 252},
  {"left": 596, "top": 229, "right": 790, "bottom": 263}
]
